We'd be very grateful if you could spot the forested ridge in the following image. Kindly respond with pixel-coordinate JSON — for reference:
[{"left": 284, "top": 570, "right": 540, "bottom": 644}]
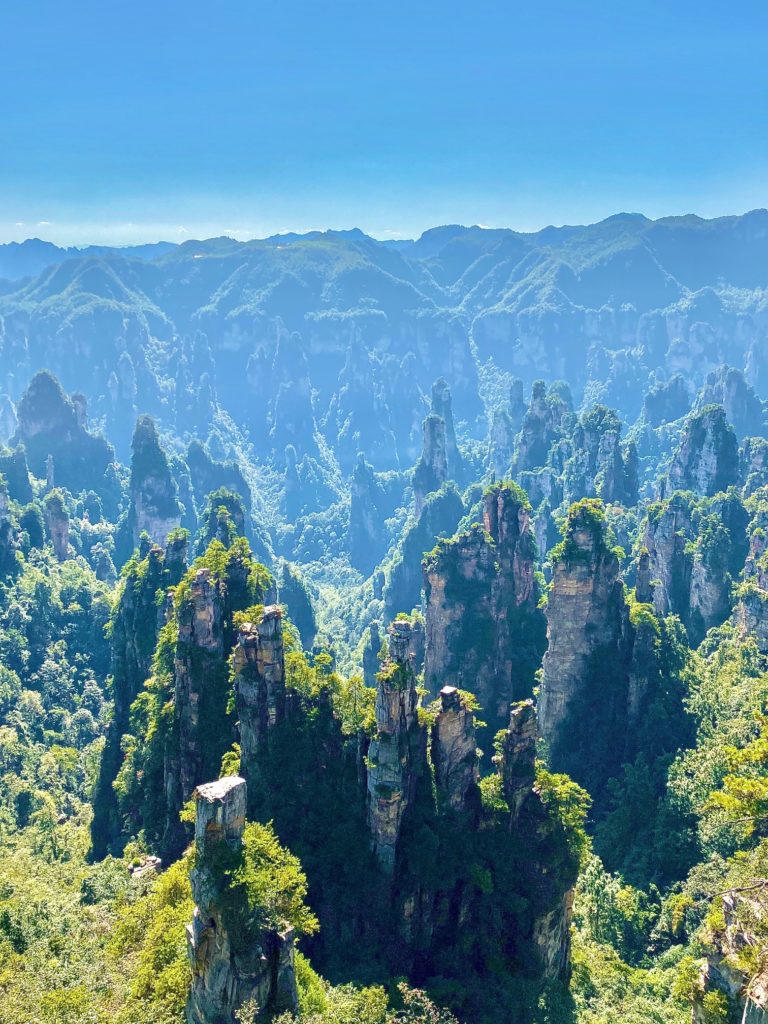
[{"left": 3, "top": 215, "right": 768, "bottom": 1023}]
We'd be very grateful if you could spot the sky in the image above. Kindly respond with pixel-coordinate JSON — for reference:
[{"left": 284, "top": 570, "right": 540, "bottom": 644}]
[{"left": 1, "top": 0, "right": 767, "bottom": 245}]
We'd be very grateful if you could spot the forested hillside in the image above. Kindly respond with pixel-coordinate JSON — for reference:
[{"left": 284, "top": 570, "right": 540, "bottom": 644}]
[{"left": 3, "top": 213, "right": 768, "bottom": 1023}]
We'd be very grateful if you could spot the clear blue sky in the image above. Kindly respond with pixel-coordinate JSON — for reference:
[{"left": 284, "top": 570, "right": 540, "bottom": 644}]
[{"left": 1, "top": 0, "right": 767, "bottom": 244}]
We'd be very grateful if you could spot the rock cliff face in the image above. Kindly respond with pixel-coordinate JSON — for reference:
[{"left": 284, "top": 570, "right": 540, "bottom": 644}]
[
  {"left": 363, "top": 619, "right": 577, "bottom": 989},
  {"left": 412, "top": 413, "right": 448, "bottom": 514},
  {"left": 642, "top": 490, "right": 748, "bottom": 644},
  {"left": 538, "top": 500, "right": 632, "bottom": 793},
  {"left": 366, "top": 619, "right": 426, "bottom": 872},
  {"left": 513, "top": 380, "right": 572, "bottom": 474},
  {"left": 44, "top": 489, "right": 70, "bottom": 562},
  {"left": 423, "top": 482, "right": 546, "bottom": 728},
  {"left": 431, "top": 377, "right": 462, "bottom": 481},
  {"left": 693, "top": 887, "right": 768, "bottom": 1024},
  {"left": 561, "top": 405, "right": 638, "bottom": 506},
  {"left": 735, "top": 499, "right": 768, "bottom": 655},
  {"left": 500, "top": 700, "right": 574, "bottom": 981},
  {"left": 174, "top": 569, "right": 226, "bottom": 803},
  {"left": 91, "top": 533, "right": 188, "bottom": 857},
  {"left": 501, "top": 699, "right": 537, "bottom": 819},
  {"left": 186, "top": 777, "right": 298, "bottom": 1024},
  {"left": 431, "top": 686, "right": 479, "bottom": 814},
  {"left": 383, "top": 481, "right": 465, "bottom": 622},
  {"left": 642, "top": 493, "right": 695, "bottom": 622},
  {"left": 126, "top": 415, "right": 182, "bottom": 551},
  {"left": 11, "top": 369, "right": 115, "bottom": 497},
  {"left": 233, "top": 606, "right": 286, "bottom": 805},
  {"left": 663, "top": 404, "right": 739, "bottom": 497},
  {"left": 694, "top": 365, "right": 766, "bottom": 439}
]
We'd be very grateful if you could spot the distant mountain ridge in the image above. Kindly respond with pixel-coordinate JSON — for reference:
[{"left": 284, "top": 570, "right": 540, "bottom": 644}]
[
  {"left": 0, "top": 238, "right": 178, "bottom": 282},
  {"left": 3, "top": 207, "right": 767, "bottom": 283},
  {"left": 2, "top": 207, "right": 768, "bottom": 475}
]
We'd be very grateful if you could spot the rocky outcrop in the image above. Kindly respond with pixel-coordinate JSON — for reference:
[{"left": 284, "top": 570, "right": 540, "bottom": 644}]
[
  {"left": 642, "top": 493, "right": 695, "bottom": 622},
  {"left": 662, "top": 404, "right": 739, "bottom": 497},
  {"left": 431, "top": 377, "right": 462, "bottom": 481},
  {"left": 91, "top": 534, "right": 188, "bottom": 858},
  {"left": 174, "top": 569, "right": 226, "bottom": 808},
  {"left": 488, "top": 407, "right": 516, "bottom": 479},
  {"left": 412, "top": 413, "right": 448, "bottom": 515},
  {"left": 562, "top": 404, "right": 638, "bottom": 506},
  {"left": 498, "top": 700, "right": 575, "bottom": 981},
  {"left": 233, "top": 606, "right": 286, "bottom": 803},
  {"left": 44, "top": 489, "right": 69, "bottom": 562},
  {"left": 693, "top": 886, "right": 768, "bottom": 1024},
  {"left": 642, "top": 490, "right": 748, "bottom": 644},
  {"left": 501, "top": 699, "right": 537, "bottom": 819},
  {"left": 431, "top": 686, "right": 479, "bottom": 814},
  {"left": 126, "top": 415, "right": 182, "bottom": 550},
  {"left": 695, "top": 365, "right": 766, "bottom": 439},
  {"left": 364, "top": 620, "right": 577, "bottom": 988},
  {"left": 742, "top": 437, "right": 768, "bottom": 497},
  {"left": 538, "top": 500, "right": 632, "bottom": 792},
  {"left": 423, "top": 482, "right": 546, "bottom": 728},
  {"left": 513, "top": 380, "right": 571, "bottom": 474},
  {"left": 383, "top": 482, "right": 465, "bottom": 622},
  {"left": 186, "top": 777, "right": 298, "bottom": 1024},
  {"left": 346, "top": 454, "right": 407, "bottom": 574},
  {"left": 366, "top": 619, "right": 426, "bottom": 872},
  {"left": 11, "top": 369, "right": 115, "bottom": 497}
]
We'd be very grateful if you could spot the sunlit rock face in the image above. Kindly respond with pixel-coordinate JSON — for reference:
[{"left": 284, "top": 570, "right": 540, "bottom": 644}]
[
  {"left": 423, "top": 482, "right": 546, "bottom": 728},
  {"left": 186, "top": 776, "right": 298, "bottom": 1024}
]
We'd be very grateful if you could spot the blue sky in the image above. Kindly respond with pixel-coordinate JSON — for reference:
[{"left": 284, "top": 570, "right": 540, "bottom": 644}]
[{"left": 1, "top": 0, "right": 767, "bottom": 244}]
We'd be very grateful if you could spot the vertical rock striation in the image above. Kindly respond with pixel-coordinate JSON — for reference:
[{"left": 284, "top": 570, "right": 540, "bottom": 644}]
[
  {"left": 186, "top": 776, "right": 298, "bottom": 1024},
  {"left": 366, "top": 618, "right": 426, "bottom": 872},
  {"left": 423, "top": 482, "right": 546, "bottom": 727},
  {"left": 538, "top": 500, "right": 631, "bottom": 793},
  {"left": 234, "top": 605, "right": 287, "bottom": 806}
]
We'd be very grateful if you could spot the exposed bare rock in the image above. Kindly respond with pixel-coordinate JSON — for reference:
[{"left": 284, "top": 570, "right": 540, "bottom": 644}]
[
  {"left": 662, "top": 403, "right": 739, "bottom": 497},
  {"left": 501, "top": 699, "right": 537, "bottom": 819},
  {"left": 44, "top": 489, "right": 70, "bottom": 562},
  {"left": 423, "top": 482, "right": 546, "bottom": 728},
  {"left": 538, "top": 500, "right": 632, "bottom": 792},
  {"left": 431, "top": 377, "right": 462, "bottom": 480},
  {"left": 186, "top": 776, "right": 298, "bottom": 1024},
  {"left": 693, "top": 885, "right": 768, "bottom": 1024},
  {"left": 412, "top": 413, "right": 448, "bottom": 515},
  {"left": 431, "top": 686, "right": 479, "bottom": 813},
  {"left": 234, "top": 606, "right": 286, "bottom": 801},
  {"left": 366, "top": 619, "right": 426, "bottom": 872}
]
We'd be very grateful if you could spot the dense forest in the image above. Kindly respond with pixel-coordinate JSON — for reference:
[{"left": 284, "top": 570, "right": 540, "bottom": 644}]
[{"left": 3, "top": 214, "right": 768, "bottom": 1023}]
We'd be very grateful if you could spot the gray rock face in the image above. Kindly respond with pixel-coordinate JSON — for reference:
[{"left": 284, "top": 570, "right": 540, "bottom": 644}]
[
  {"left": 643, "top": 495, "right": 694, "bottom": 621},
  {"left": 693, "top": 887, "right": 768, "bottom": 1024},
  {"left": 663, "top": 404, "right": 739, "bottom": 497},
  {"left": 412, "top": 413, "right": 448, "bottom": 514},
  {"left": 175, "top": 569, "right": 225, "bottom": 806},
  {"left": 431, "top": 686, "right": 479, "bottom": 813},
  {"left": 488, "top": 408, "right": 516, "bottom": 479},
  {"left": 431, "top": 377, "right": 461, "bottom": 480},
  {"left": 501, "top": 699, "right": 537, "bottom": 819},
  {"left": 513, "top": 380, "right": 571, "bottom": 474},
  {"left": 423, "top": 483, "right": 546, "bottom": 727},
  {"left": 45, "top": 493, "right": 70, "bottom": 562},
  {"left": 366, "top": 619, "right": 426, "bottom": 872},
  {"left": 498, "top": 699, "right": 575, "bottom": 981},
  {"left": 234, "top": 606, "right": 286, "bottom": 804},
  {"left": 186, "top": 776, "right": 298, "bottom": 1024},
  {"left": 538, "top": 504, "right": 632, "bottom": 789},
  {"left": 128, "top": 416, "right": 183, "bottom": 548}
]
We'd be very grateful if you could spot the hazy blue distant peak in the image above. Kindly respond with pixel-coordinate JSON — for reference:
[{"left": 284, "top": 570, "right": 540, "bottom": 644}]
[{"left": 0, "top": 237, "right": 177, "bottom": 283}]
